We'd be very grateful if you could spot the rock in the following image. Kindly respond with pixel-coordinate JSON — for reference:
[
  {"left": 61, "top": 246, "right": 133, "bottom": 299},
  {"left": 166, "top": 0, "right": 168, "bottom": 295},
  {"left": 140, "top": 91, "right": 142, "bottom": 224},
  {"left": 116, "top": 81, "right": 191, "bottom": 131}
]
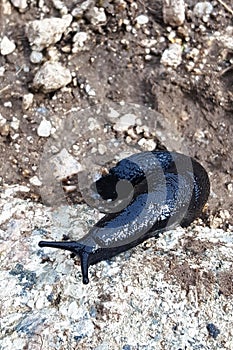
[
  {"left": 85, "top": 6, "right": 107, "bottom": 26},
  {"left": 25, "top": 15, "right": 72, "bottom": 51},
  {"left": 193, "top": 2, "right": 213, "bottom": 19},
  {"left": 22, "top": 93, "right": 34, "bottom": 110},
  {"left": 163, "top": 0, "right": 185, "bottom": 27},
  {"left": 37, "top": 119, "right": 52, "bottom": 137},
  {"left": 135, "top": 15, "right": 149, "bottom": 25},
  {"left": 33, "top": 62, "right": 72, "bottom": 93},
  {"left": 0, "top": 113, "right": 7, "bottom": 127},
  {"left": 49, "top": 148, "right": 82, "bottom": 180},
  {"left": 72, "top": 0, "right": 93, "bottom": 18},
  {"left": 73, "top": 32, "right": 88, "bottom": 47},
  {"left": 113, "top": 113, "right": 137, "bottom": 132},
  {"left": 215, "top": 26, "right": 233, "bottom": 51},
  {"left": 0, "top": 36, "right": 16, "bottom": 55},
  {"left": 29, "top": 176, "right": 42, "bottom": 187},
  {"left": 10, "top": 0, "right": 27, "bottom": 12},
  {"left": 161, "top": 43, "right": 183, "bottom": 68},
  {"left": 30, "top": 51, "right": 43, "bottom": 64}
]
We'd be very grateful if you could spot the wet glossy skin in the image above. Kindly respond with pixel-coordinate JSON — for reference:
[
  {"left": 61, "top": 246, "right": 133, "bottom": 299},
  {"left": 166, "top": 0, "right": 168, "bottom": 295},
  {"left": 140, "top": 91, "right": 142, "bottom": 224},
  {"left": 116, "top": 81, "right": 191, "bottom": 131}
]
[{"left": 39, "top": 151, "right": 210, "bottom": 284}]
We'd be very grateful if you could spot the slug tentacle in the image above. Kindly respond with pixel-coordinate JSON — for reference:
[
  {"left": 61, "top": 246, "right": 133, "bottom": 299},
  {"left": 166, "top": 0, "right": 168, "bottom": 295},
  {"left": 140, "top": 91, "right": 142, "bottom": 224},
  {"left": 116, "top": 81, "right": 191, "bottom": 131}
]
[
  {"left": 38, "top": 151, "right": 210, "bottom": 284},
  {"left": 39, "top": 240, "right": 93, "bottom": 284}
]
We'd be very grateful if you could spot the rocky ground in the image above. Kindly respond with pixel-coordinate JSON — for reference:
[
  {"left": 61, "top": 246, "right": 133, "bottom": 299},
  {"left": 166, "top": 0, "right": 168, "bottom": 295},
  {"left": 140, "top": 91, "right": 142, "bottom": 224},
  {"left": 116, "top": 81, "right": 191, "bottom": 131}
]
[{"left": 0, "top": 0, "right": 233, "bottom": 349}]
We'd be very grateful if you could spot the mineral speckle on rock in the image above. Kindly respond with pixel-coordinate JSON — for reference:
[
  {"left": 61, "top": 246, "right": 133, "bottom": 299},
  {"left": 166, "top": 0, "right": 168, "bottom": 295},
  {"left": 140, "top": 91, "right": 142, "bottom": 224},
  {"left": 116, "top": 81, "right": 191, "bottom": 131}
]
[
  {"left": 163, "top": 0, "right": 185, "bottom": 27},
  {"left": 33, "top": 62, "right": 72, "bottom": 93},
  {"left": 25, "top": 15, "right": 72, "bottom": 51}
]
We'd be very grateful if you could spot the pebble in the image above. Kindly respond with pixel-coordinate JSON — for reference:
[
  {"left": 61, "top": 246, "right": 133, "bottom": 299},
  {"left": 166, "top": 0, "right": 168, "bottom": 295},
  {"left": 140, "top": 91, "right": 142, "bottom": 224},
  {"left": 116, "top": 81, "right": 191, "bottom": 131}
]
[
  {"left": 26, "top": 15, "right": 72, "bottom": 51},
  {"left": 72, "top": 32, "right": 88, "bottom": 50},
  {"left": 30, "top": 50, "right": 43, "bottom": 64},
  {"left": 72, "top": 0, "right": 93, "bottom": 18},
  {"left": 135, "top": 15, "right": 149, "bottom": 25},
  {"left": 193, "top": 2, "right": 213, "bottom": 19},
  {"left": 86, "top": 6, "right": 107, "bottom": 26},
  {"left": 10, "top": 0, "right": 27, "bottom": 12},
  {"left": 0, "top": 36, "right": 16, "bottom": 55},
  {"left": 0, "top": 113, "right": 7, "bottom": 127},
  {"left": 29, "top": 176, "right": 42, "bottom": 187},
  {"left": 37, "top": 119, "right": 52, "bottom": 137},
  {"left": 22, "top": 93, "right": 34, "bottom": 110},
  {"left": 49, "top": 148, "right": 82, "bottom": 180},
  {"left": 161, "top": 43, "right": 183, "bottom": 68},
  {"left": 113, "top": 113, "right": 137, "bottom": 132},
  {"left": 10, "top": 117, "right": 20, "bottom": 131},
  {"left": 33, "top": 62, "right": 72, "bottom": 93},
  {"left": 163, "top": 0, "right": 185, "bottom": 27}
]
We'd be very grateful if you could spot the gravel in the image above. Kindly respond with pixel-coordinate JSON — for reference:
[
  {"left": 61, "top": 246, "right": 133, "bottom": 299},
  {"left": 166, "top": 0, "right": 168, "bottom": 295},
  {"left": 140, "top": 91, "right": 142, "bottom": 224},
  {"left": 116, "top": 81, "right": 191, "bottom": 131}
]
[
  {"left": 33, "top": 61, "right": 72, "bottom": 93},
  {"left": 0, "top": 184, "right": 233, "bottom": 350}
]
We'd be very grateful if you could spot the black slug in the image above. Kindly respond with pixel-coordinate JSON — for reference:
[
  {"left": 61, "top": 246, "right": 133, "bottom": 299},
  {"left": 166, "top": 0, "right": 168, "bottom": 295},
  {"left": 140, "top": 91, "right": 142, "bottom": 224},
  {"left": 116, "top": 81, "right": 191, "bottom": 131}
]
[{"left": 39, "top": 151, "right": 210, "bottom": 284}]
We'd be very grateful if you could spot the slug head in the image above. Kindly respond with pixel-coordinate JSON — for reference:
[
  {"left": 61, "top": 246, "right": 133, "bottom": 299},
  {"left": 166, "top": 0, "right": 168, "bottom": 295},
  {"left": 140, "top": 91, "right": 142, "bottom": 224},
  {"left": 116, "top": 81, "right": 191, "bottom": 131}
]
[{"left": 38, "top": 240, "right": 92, "bottom": 284}]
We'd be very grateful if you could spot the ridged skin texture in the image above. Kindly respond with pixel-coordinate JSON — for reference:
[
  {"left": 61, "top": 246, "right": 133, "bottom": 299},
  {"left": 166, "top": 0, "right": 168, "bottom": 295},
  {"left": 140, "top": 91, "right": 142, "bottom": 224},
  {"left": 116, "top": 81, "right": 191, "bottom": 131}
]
[{"left": 39, "top": 151, "right": 210, "bottom": 284}]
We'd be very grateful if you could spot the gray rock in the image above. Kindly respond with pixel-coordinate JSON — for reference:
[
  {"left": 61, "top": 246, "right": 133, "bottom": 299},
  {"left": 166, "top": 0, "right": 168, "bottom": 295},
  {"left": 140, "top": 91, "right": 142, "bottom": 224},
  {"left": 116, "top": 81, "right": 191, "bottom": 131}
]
[
  {"left": 33, "top": 62, "right": 72, "bottom": 93},
  {"left": 163, "top": 0, "right": 185, "bottom": 27},
  {"left": 26, "top": 15, "right": 72, "bottom": 51},
  {"left": 30, "top": 51, "right": 43, "bottom": 64}
]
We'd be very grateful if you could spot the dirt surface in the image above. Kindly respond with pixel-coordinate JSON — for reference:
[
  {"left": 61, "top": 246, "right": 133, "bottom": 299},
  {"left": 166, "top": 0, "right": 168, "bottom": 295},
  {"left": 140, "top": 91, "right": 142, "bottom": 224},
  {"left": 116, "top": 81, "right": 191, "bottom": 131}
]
[{"left": 0, "top": 0, "right": 232, "bottom": 229}]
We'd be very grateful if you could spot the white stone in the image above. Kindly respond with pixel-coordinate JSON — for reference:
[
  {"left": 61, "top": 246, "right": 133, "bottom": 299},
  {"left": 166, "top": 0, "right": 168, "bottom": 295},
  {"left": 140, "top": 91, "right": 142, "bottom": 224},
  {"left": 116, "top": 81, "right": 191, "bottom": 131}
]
[
  {"left": 37, "top": 119, "right": 52, "bottom": 137},
  {"left": 49, "top": 148, "right": 82, "bottom": 180},
  {"left": 135, "top": 15, "right": 149, "bottom": 25},
  {"left": 33, "top": 62, "right": 72, "bottom": 93},
  {"left": 113, "top": 113, "right": 137, "bottom": 132},
  {"left": 10, "top": 117, "right": 20, "bottom": 131},
  {"left": 0, "top": 113, "right": 7, "bottom": 127},
  {"left": 26, "top": 15, "right": 72, "bottom": 51},
  {"left": 22, "top": 93, "right": 34, "bottom": 110},
  {"left": 0, "top": 66, "right": 5, "bottom": 76},
  {"left": 86, "top": 7, "right": 107, "bottom": 25},
  {"left": 11, "top": 0, "right": 27, "bottom": 11},
  {"left": 30, "top": 50, "right": 43, "bottom": 63},
  {"left": 29, "top": 176, "right": 42, "bottom": 186},
  {"left": 0, "top": 36, "right": 16, "bottom": 55},
  {"left": 161, "top": 43, "right": 183, "bottom": 68},
  {"left": 193, "top": 2, "right": 213, "bottom": 18},
  {"left": 73, "top": 32, "right": 88, "bottom": 47}
]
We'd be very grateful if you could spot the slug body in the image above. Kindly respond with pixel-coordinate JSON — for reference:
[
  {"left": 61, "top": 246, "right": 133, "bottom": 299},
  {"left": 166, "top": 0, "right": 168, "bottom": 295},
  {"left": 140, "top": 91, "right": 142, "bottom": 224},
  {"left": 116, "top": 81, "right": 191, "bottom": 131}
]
[{"left": 39, "top": 151, "right": 210, "bottom": 284}]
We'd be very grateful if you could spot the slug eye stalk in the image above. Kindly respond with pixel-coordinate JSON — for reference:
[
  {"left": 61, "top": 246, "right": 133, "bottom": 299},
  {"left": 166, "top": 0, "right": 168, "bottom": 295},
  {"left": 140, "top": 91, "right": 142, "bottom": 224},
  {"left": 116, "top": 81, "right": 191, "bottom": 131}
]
[{"left": 38, "top": 241, "right": 91, "bottom": 284}]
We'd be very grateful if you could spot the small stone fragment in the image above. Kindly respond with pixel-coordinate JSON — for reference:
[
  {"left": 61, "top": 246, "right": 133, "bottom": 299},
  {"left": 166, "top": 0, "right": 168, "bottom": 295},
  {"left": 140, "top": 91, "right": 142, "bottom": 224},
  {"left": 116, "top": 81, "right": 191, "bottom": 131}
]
[
  {"left": 72, "top": 0, "right": 93, "bottom": 18},
  {"left": 85, "top": 7, "right": 107, "bottom": 26},
  {"left": 0, "top": 113, "right": 7, "bottom": 127},
  {"left": 161, "top": 43, "right": 182, "bottom": 68},
  {"left": 33, "top": 62, "right": 72, "bottom": 93},
  {"left": 30, "top": 51, "right": 43, "bottom": 64},
  {"left": 10, "top": 0, "right": 27, "bottom": 12},
  {"left": 25, "top": 15, "right": 72, "bottom": 51},
  {"left": 22, "top": 93, "right": 34, "bottom": 110},
  {"left": 49, "top": 148, "right": 82, "bottom": 180},
  {"left": 135, "top": 15, "right": 149, "bottom": 25},
  {"left": 37, "top": 119, "right": 52, "bottom": 137},
  {"left": 113, "top": 114, "right": 137, "bottom": 132},
  {"left": 0, "top": 36, "right": 16, "bottom": 55},
  {"left": 163, "top": 0, "right": 185, "bottom": 27},
  {"left": 29, "top": 176, "right": 42, "bottom": 187},
  {"left": 10, "top": 117, "right": 20, "bottom": 131},
  {"left": 193, "top": 2, "right": 213, "bottom": 19},
  {"left": 73, "top": 32, "right": 88, "bottom": 47}
]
